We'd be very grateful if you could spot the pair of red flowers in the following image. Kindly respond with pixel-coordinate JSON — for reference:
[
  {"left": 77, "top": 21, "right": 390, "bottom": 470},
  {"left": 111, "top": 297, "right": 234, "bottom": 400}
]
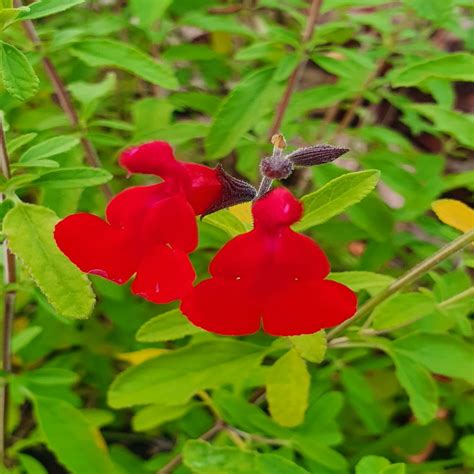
[{"left": 55, "top": 141, "right": 356, "bottom": 336}]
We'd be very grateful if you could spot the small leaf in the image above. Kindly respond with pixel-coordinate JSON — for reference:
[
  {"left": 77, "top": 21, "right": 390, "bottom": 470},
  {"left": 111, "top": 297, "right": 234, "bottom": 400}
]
[
  {"left": 390, "top": 53, "right": 474, "bottom": 87},
  {"left": 18, "top": 454, "right": 48, "bottom": 474},
  {"left": 136, "top": 309, "right": 202, "bottom": 342},
  {"left": 0, "top": 41, "right": 39, "bottom": 101},
  {"left": 289, "top": 331, "right": 327, "bottom": 363},
  {"left": 20, "top": 136, "right": 80, "bottom": 163},
  {"left": 116, "top": 349, "right": 167, "bottom": 366},
  {"left": 356, "top": 456, "right": 406, "bottom": 474},
  {"left": 3, "top": 203, "right": 95, "bottom": 319},
  {"left": 12, "top": 326, "right": 42, "bottom": 353},
  {"left": 129, "top": 0, "right": 173, "bottom": 27},
  {"left": 33, "top": 396, "right": 116, "bottom": 474},
  {"left": 371, "top": 292, "right": 437, "bottom": 330},
  {"left": 295, "top": 170, "right": 380, "bottom": 231},
  {"left": 132, "top": 403, "right": 191, "bottom": 432},
  {"left": 329, "top": 271, "right": 394, "bottom": 296},
  {"left": 32, "top": 167, "right": 112, "bottom": 189},
  {"left": 183, "top": 440, "right": 309, "bottom": 474},
  {"left": 205, "top": 67, "right": 276, "bottom": 159},
  {"left": 18, "top": 0, "right": 84, "bottom": 20},
  {"left": 266, "top": 348, "right": 310, "bottom": 427},
  {"left": 202, "top": 208, "right": 250, "bottom": 237},
  {"left": 71, "top": 39, "right": 178, "bottom": 90},
  {"left": 432, "top": 199, "right": 474, "bottom": 233},
  {"left": 391, "top": 351, "right": 438, "bottom": 424}
]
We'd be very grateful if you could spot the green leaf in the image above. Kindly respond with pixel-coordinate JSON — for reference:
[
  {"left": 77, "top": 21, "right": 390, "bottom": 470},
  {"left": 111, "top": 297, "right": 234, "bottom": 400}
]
[
  {"left": 266, "top": 349, "right": 310, "bottom": 427},
  {"left": 32, "top": 167, "right": 113, "bottom": 189},
  {"left": 393, "top": 333, "right": 474, "bottom": 384},
  {"left": 0, "top": 41, "right": 39, "bottom": 101},
  {"left": 129, "top": 0, "right": 173, "bottom": 27},
  {"left": 329, "top": 271, "right": 394, "bottom": 296},
  {"left": 183, "top": 440, "right": 309, "bottom": 474},
  {"left": 3, "top": 203, "right": 95, "bottom": 319},
  {"left": 202, "top": 209, "right": 249, "bottom": 238},
  {"left": 12, "top": 326, "right": 42, "bottom": 353},
  {"left": 390, "top": 53, "right": 474, "bottom": 87},
  {"left": 132, "top": 403, "right": 191, "bottom": 432},
  {"left": 19, "top": 136, "right": 80, "bottom": 163},
  {"left": 391, "top": 351, "right": 438, "bottom": 424},
  {"left": 18, "top": 0, "right": 84, "bottom": 20},
  {"left": 33, "top": 396, "right": 116, "bottom": 474},
  {"left": 295, "top": 170, "right": 380, "bottom": 231},
  {"left": 356, "top": 456, "right": 406, "bottom": 474},
  {"left": 289, "top": 331, "right": 327, "bottom": 363},
  {"left": 108, "top": 340, "right": 265, "bottom": 408},
  {"left": 340, "top": 367, "right": 386, "bottom": 434},
  {"left": 0, "top": 7, "right": 24, "bottom": 31},
  {"left": 371, "top": 292, "right": 437, "bottom": 330},
  {"left": 404, "top": 0, "right": 454, "bottom": 27},
  {"left": 18, "top": 454, "right": 48, "bottom": 474},
  {"left": 71, "top": 39, "right": 178, "bottom": 90},
  {"left": 68, "top": 72, "right": 116, "bottom": 106},
  {"left": 410, "top": 104, "right": 474, "bottom": 148},
  {"left": 6, "top": 132, "right": 37, "bottom": 155},
  {"left": 136, "top": 309, "right": 201, "bottom": 342},
  {"left": 205, "top": 68, "right": 276, "bottom": 159}
]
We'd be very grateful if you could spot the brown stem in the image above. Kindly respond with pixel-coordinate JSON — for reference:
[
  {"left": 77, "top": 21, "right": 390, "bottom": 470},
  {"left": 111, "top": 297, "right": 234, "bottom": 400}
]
[
  {"left": 0, "top": 119, "right": 16, "bottom": 467},
  {"left": 267, "top": 0, "right": 323, "bottom": 138},
  {"left": 14, "top": 0, "right": 113, "bottom": 201},
  {"left": 157, "top": 420, "right": 225, "bottom": 474}
]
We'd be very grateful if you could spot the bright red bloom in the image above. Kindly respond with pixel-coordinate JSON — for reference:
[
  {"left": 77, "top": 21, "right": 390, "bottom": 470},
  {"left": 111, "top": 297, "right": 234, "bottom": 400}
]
[
  {"left": 180, "top": 188, "right": 357, "bottom": 336},
  {"left": 55, "top": 141, "right": 223, "bottom": 304}
]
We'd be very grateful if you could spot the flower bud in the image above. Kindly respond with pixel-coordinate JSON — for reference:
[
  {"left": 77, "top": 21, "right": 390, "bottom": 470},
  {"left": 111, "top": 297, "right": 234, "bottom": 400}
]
[
  {"left": 287, "top": 145, "right": 349, "bottom": 167},
  {"left": 260, "top": 156, "right": 294, "bottom": 180}
]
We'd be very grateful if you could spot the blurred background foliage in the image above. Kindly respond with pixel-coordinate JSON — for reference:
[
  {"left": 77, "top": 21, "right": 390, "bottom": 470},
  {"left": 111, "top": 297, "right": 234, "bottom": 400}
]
[{"left": 0, "top": 0, "right": 473, "bottom": 473}]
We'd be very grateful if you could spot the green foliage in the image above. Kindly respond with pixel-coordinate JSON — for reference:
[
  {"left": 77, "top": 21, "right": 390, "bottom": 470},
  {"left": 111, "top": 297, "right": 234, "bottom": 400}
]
[{"left": 3, "top": 203, "right": 95, "bottom": 318}]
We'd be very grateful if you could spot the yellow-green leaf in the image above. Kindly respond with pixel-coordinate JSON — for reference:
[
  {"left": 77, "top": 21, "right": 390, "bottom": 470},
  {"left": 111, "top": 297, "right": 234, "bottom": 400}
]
[
  {"left": 432, "top": 199, "right": 474, "bottom": 233},
  {"left": 3, "top": 203, "right": 95, "bottom": 319},
  {"left": 266, "top": 348, "right": 310, "bottom": 427},
  {"left": 289, "top": 331, "right": 327, "bottom": 363}
]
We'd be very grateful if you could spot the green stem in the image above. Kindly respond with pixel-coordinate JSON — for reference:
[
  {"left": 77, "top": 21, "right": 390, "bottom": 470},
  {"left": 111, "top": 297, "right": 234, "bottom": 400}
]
[{"left": 327, "top": 229, "right": 474, "bottom": 340}]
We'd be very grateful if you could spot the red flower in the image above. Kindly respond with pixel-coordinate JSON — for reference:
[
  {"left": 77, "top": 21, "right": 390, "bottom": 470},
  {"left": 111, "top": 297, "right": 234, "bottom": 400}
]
[
  {"left": 180, "top": 188, "right": 357, "bottom": 336},
  {"left": 54, "top": 141, "right": 229, "bottom": 303}
]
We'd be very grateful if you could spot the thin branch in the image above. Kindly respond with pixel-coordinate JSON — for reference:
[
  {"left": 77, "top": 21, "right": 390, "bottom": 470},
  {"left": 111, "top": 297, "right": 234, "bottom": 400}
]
[
  {"left": 14, "top": 0, "right": 113, "bottom": 201},
  {"left": 268, "top": 0, "right": 324, "bottom": 138},
  {"left": 0, "top": 118, "right": 16, "bottom": 467},
  {"left": 327, "top": 229, "right": 474, "bottom": 340}
]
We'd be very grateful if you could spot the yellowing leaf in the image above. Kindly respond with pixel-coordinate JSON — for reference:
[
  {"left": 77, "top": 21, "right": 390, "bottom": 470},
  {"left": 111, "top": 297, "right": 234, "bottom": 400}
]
[
  {"left": 229, "top": 202, "right": 253, "bottom": 225},
  {"left": 432, "top": 199, "right": 474, "bottom": 233},
  {"left": 266, "top": 348, "right": 310, "bottom": 427},
  {"left": 116, "top": 348, "right": 167, "bottom": 365},
  {"left": 289, "top": 331, "right": 327, "bottom": 363}
]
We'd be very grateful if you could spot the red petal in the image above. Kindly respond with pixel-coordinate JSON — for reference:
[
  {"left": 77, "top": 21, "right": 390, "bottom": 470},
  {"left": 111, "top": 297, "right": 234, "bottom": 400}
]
[
  {"left": 141, "top": 195, "right": 198, "bottom": 253},
  {"left": 263, "top": 279, "right": 357, "bottom": 336},
  {"left": 54, "top": 213, "right": 139, "bottom": 284},
  {"left": 180, "top": 278, "right": 262, "bottom": 335},
  {"left": 132, "top": 245, "right": 195, "bottom": 304},
  {"left": 106, "top": 183, "right": 168, "bottom": 229},
  {"left": 182, "top": 163, "right": 222, "bottom": 215},
  {"left": 210, "top": 230, "right": 267, "bottom": 279},
  {"left": 253, "top": 188, "right": 302, "bottom": 231},
  {"left": 119, "top": 141, "right": 187, "bottom": 183}
]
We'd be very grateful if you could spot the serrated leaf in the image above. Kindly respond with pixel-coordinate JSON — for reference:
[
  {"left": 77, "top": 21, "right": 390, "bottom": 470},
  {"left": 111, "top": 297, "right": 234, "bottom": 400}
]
[
  {"left": 3, "top": 203, "right": 95, "bottom": 319},
  {"left": 390, "top": 53, "right": 474, "bottom": 87},
  {"left": 136, "top": 309, "right": 201, "bottom": 342},
  {"left": 0, "top": 41, "right": 39, "bottom": 101},
  {"left": 108, "top": 341, "right": 265, "bottom": 408},
  {"left": 393, "top": 333, "right": 474, "bottom": 384},
  {"left": 289, "top": 331, "right": 327, "bottom": 363},
  {"left": 20, "top": 136, "right": 79, "bottom": 163},
  {"left": 71, "top": 39, "right": 178, "bottom": 90},
  {"left": 371, "top": 292, "right": 437, "bottom": 330},
  {"left": 432, "top": 199, "right": 474, "bottom": 233},
  {"left": 266, "top": 349, "right": 310, "bottom": 427},
  {"left": 295, "top": 170, "right": 380, "bottom": 231},
  {"left": 391, "top": 351, "right": 438, "bottom": 424},
  {"left": 205, "top": 67, "right": 276, "bottom": 159},
  {"left": 32, "top": 167, "right": 112, "bottom": 189},
  {"left": 33, "top": 396, "right": 116, "bottom": 474},
  {"left": 183, "top": 440, "right": 309, "bottom": 474}
]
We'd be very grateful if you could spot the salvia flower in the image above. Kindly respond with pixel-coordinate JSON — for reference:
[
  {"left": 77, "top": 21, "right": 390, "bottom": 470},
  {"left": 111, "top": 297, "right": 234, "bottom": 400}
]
[
  {"left": 181, "top": 187, "right": 357, "bottom": 336},
  {"left": 54, "top": 141, "right": 255, "bottom": 304}
]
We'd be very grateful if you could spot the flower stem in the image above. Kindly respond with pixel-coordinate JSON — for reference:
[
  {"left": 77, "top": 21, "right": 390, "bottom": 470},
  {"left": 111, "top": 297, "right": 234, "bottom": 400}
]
[
  {"left": 14, "top": 0, "right": 113, "bottom": 201},
  {"left": 327, "top": 229, "right": 474, "bottom": 340},
  {"left": 0, "top": 118, "right": 15, "bottom": 467}
]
